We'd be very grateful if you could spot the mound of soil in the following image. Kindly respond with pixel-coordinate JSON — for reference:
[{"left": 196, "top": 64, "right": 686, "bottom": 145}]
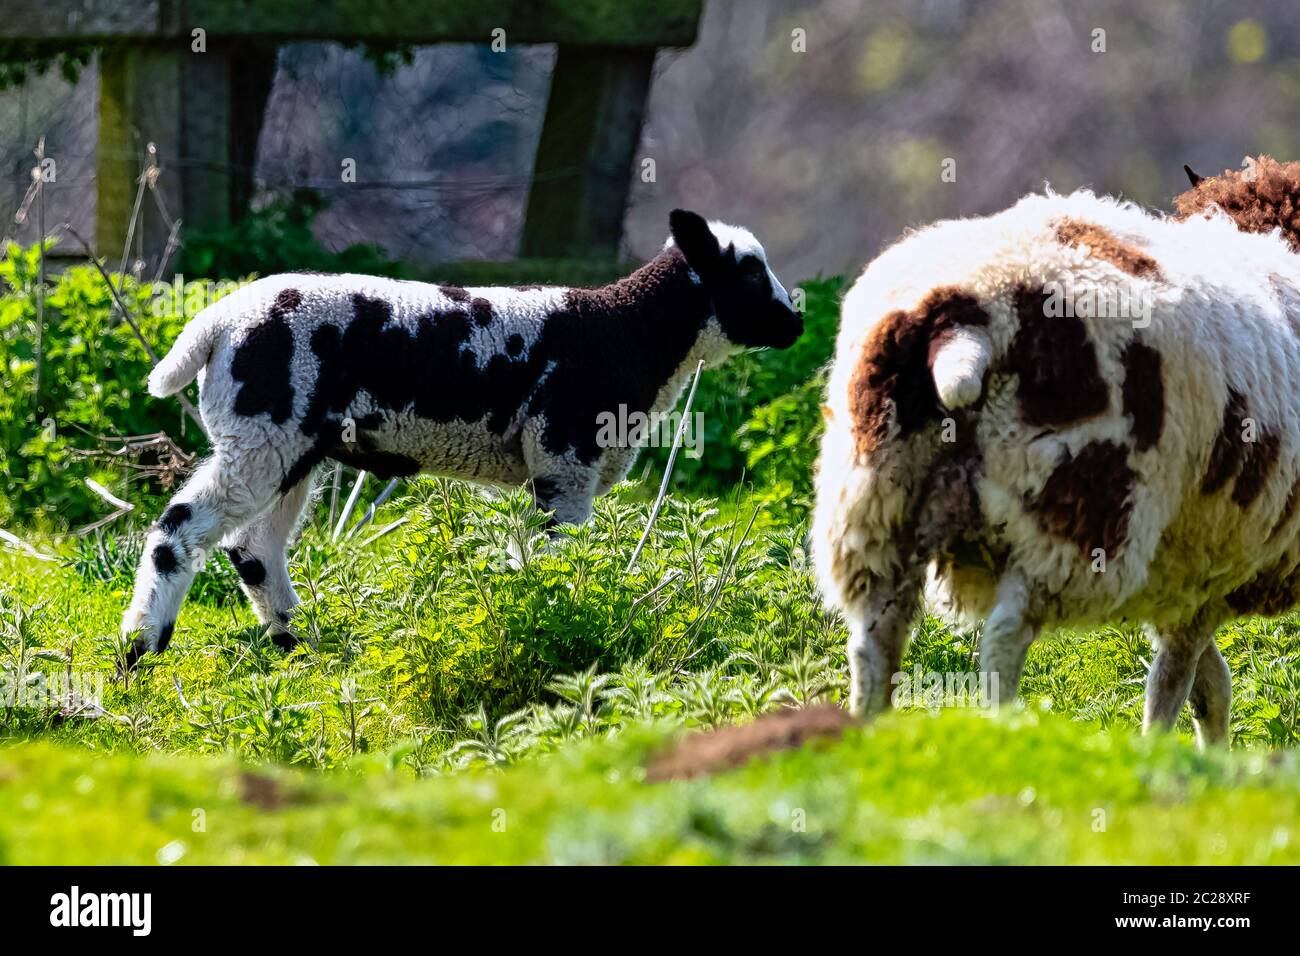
[{"left": 645, "top": 705, "right": 858, "bottom": 782}]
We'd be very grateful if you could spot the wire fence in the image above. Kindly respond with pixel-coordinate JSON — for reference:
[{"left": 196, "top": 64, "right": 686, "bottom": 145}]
[{"left": 0, "top": 41, "right": 557, "bottom": 267}]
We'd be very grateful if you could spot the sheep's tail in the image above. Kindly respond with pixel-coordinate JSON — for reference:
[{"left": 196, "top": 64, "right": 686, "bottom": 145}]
[
  {"left": 148, "top": 308, "right": 222, "bottom": 397},
  {"left": 929, "top": 325, "right": 993, "bottom": 411}
]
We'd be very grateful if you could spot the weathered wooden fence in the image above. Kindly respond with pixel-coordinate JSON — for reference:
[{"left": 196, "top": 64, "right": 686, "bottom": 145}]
[{"left": 1, "top": 0, "right": 703, "bottom": 267}]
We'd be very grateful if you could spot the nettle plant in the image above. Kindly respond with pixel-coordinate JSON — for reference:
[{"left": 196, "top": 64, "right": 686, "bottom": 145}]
[{"left": 290, "top": 479, "right": 846, "bottom": 751}]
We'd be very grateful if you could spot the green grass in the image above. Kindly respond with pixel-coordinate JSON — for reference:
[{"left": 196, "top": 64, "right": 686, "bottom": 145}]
[{"left": 3, "top": 709, "right": 1299, "bottom": 865}]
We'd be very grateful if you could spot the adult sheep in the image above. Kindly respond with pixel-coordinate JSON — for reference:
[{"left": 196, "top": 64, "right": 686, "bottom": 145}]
[
  {"left": 123, "top": 210, "right": 803, "bottom": 666},
  {"left": 813, "top": 156, "right": 1300, "bottom": 746}
]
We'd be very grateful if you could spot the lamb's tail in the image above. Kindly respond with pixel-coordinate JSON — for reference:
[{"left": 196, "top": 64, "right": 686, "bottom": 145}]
[{"left": 148, "top": 308, "right": 222, "bottom": 397}]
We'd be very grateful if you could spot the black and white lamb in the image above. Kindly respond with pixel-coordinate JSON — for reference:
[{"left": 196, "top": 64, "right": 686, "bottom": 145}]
[
  {"left": 813, "top": 156, "right": 1300, "bottom": 746},
  {"left": 124, "top": 210, "right": 803, "bottom": 664}
]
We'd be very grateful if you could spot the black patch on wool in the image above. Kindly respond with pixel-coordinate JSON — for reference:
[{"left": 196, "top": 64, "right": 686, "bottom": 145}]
[
  {"left": 1121, "top": 340, "right": 1164, "bottom": 452},
  {"left": 506, "top": 333, "right": 525, "bottom": 356},
  {"left": 283, "top": 291, "right": 551, "bottom": 486},
  {"left": 231, "top": 288, "right": 303, "bottom": 424},
  {"left": 523, "top": 249, "right": 715, "bottom": 463},
  {"left": 153, "top": 543, "right": 179, "bottom": 577},
  {"left": 157, "top": 621, "right": 175, "bottom": 652},
  {"left": 471, "top": 297, "right": 494, "bottom": 327},
  {"left": 225, "top": 547, "right": 267, "bottom": 587},
  {"left": 158, "top": 502, "right": 192, "bottom": 534},
  {"left": 325, "top": 441, "right": 422, "bottom": 480},
  {"left": 1008, "top": 287, "right": 1110, "bottom": 427}
]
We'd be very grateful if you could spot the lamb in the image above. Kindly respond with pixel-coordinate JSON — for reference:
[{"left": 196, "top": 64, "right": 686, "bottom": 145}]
[
  {"left": 813, "top": 156, "right": 1300, "bottom": 746},
  {"left": 123, "top": 209, "right": 802, "bottom": 665}
]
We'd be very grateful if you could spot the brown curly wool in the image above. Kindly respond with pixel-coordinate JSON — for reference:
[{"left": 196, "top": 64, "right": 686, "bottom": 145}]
[{"left": 1173, "top": 155, "right": 1300, "bottom": 251}]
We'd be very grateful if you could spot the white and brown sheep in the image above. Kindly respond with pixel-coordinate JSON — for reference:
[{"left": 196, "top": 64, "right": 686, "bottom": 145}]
[
  {"left": 813, "top": 156, "right": 1300, "bottom": 746},
  {"left": 123, "top": 210, "right": 802, "bottom": 665}
]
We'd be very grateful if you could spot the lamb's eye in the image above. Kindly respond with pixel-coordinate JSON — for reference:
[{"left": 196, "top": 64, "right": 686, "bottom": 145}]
[{"left": 739, "top": 257, "right": 765, "bottom": 281}]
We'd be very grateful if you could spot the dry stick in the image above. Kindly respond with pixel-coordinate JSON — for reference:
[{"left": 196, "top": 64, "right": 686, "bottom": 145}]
[
  {"left": 34, "top": 137, "right": 45, "bottom": 404},
  {"left": 358, "top": 515, "right": 409, "bottom": 549},
  {"left": 327, "top": 463, "right": 342, "bottom": 531},
  {"left": 625, "top": 359, "right": 705, "bottom": 574},
  {"left": 333, "top": 470, "right": 368, "bottom": 540},
  {"left": 0, "top": 528, "right": 58, "bottom": 562},
  {"left": 347, "top": 478, "right": 400, "bottom": 539},
  {"left": 118, "top": 145, "right": 150, "bottom": 275},
  {"left": 84, "top": 477, "right": 134, "bottom": 513},
  {"left": 64, "top": 226, "right": 206, "bottom": 437}
]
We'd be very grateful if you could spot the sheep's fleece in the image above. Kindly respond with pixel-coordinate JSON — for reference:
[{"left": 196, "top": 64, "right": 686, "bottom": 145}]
[{"left": 813, "top": 157, "right": 1300, "bottom": 745}]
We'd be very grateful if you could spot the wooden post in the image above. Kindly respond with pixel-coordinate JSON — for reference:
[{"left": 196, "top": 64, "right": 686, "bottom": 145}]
[
  {"left": 521, "top": 45, "right": 655, "bottom": 260},
  {"left": 97, "top": 42, "right": 238, "bottom": 269}
]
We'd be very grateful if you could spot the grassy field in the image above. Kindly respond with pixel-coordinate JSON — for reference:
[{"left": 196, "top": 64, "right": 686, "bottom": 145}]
[
  {"left": 3, "top": 252, "right": 1300, "bottom": 865},
  {"left": 2, "top": 477, "right": 1300, "bottom": 864},
  {"left": 4, "top": 708, "right": 1299, "bottom": 865}
]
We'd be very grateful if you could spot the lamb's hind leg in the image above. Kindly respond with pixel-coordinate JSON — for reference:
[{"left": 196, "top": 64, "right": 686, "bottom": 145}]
[
  {"left": 848, "top": 566, "right": 923, "bottom": 716},
  {"left": 121, "top": 452, "right": 280, "bottom": 667},
  {"left": 979, "top": 568, "right": 1040, "bottom": 706},
  {"left": 1143, "top": 620, "right": 1215, "bottom": 736},
  {"left": 1187, "top": 641, "right": 1231, "bottom": 747},
  {"left": 222, "top": 476, "right": 315, "bottom": 650}
]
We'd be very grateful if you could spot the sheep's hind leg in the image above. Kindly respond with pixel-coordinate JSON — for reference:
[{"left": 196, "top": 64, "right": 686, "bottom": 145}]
[
  {"left": 848, "top": 566, "right": 923, "bottom": 716},
  {"left": 1187, "top": 640, "right": 1231, "bottom": 748},
  {"left": 1143, "top": 621, "right": 1215, "bottom": 737},
  {"left": 120, "top": 453, "right": 280, "bottom": 668},
  {"left": 222, "top": 476, "right": 315, "bottom": 651},
  {"left": 978, "top": 568, "right": 1040, "bottom": 706}
]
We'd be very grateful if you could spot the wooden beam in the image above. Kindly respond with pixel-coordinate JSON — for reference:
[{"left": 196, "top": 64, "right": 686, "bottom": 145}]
[
  {"left": 2, "top": 0, "right": 703, "bottom": 46},
  {"left": 97, "top": 43, "right": 238, "bottom": 266},
  {"left": 520, "top": 45, "right": 655, "bottom": 260}
]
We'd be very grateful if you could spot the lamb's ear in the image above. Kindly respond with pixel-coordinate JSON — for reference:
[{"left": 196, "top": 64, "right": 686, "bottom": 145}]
[
  {"left": 669, "top": 209, "right": 721, "bottom": 275},
  {"left": 1184, "top": 164, "right": 1205, "bottom": 187}
]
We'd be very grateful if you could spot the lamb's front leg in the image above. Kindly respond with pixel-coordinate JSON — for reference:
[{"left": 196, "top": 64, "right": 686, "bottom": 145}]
[{"left": 529, "top": 472, "right": 597, "bottom": 526}]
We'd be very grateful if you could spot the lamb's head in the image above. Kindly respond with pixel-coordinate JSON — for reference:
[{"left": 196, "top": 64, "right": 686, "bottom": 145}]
[
  {"left": 1174, "top": 155, "right": 1300, "bottom": 251},
  {"left": 668, "top": 208, "right": 804, "bottom": 350}
]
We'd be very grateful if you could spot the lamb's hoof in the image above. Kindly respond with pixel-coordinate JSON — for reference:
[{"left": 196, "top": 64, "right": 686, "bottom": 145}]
[
  {"left": 120, "top": 622, "right": 174, "bottom": 672},
  {"left": 271, "top": 630, "right": 300, "bottom": 652},
  {"left": 121, "top": 636, "right": 148, "bottom": 672}
]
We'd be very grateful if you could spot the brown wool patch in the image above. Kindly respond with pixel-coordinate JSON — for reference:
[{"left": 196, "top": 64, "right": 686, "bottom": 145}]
[
  {"left": 1008, "top": 287, "right": 1110, "bottom": 427},
  {"left": 1225, "top": 569, "right": 1300, "bottom": 618},
  {"left": 1055, "top": 218, "right": 1162, "bottom": 278},
  {"left": 1120, "top": 340, "right": 1164, "bottom": 451},
  {"left": 1026, "top": 440, "right": 1134, "bottom": 556},
  {"left": 440, "top": 284, "right": 470, "bottom": 302},
  {"left": 1173, "top": 156, "right": 1300, "bottom": 252},
  {"left": 644, "top": 705, "right": 857, "bottom": 783},
  {"left": 1232, "top": 431, "right": 1281, "bottom": 509},
  {"left": 848, "top": 286, "right": 990, "bottom": 456}
]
